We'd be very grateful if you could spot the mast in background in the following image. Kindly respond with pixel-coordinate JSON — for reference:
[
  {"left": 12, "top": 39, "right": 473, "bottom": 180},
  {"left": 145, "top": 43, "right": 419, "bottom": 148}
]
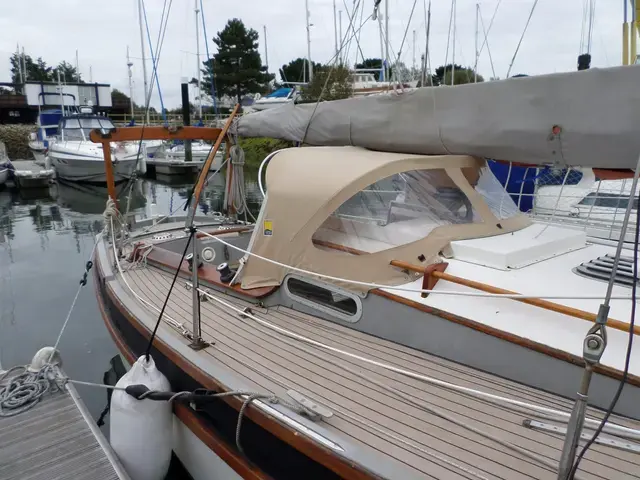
[
  {"left": 474, "top": 3, "right": 479, "bottom": 82},
  {"left": 16, "top": 44, "right": 23, "bottom": 84},
  {"left": 624, "top": 0, "right": 629, "bottom": 65},
  {"left": 137, "top": 0, "right": 150, "bottom": 123},
  {"left": 333, "top": 0, "right": 339, "bottom": 57},
  {"left": 451, "top": 0, "right": 457, "bottom": 85},
  {"left": 385, "top": 0, "right": 390, "bottom": 82},
  {"left": 263, "top": 25, "right": 269, "bottom": 72},
  {"left": 305, "top": 0, "right": 313, "bottom": 82},
  {"left": 339, "top": 10, "right": 343, "bottom": 63},
  {"left": 75, "top": 49, "right": 80, "bottom": 82},
  {"left": 127, "top": 47, "right": 135, "bottom": 118},
  {"left": 632, "top": 0, "right": 638, "bottom": 64},
  {"left": 412, "top": 29, "right": 416, "bottom": 72},
  {"left": 195, "top": 0, "right": 202, "bottom": 119},
  {"left": 22, "top": 47, "right": 27, "bottom": 82}
]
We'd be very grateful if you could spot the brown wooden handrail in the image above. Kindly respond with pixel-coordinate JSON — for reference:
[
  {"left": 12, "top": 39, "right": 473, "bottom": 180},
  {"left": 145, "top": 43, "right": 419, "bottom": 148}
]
[{"left": 390, "top": 259, "right": 639, "bottom": 336}]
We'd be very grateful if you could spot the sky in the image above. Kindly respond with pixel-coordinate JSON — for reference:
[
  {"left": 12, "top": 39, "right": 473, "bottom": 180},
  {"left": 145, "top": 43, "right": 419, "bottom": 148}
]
[{"left": 0, "top": 0, "right": 627, "bottom": 110}]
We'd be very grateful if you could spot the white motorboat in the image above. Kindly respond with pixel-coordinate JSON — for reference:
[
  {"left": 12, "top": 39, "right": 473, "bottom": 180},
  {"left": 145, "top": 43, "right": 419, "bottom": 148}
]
[
  {"left": 252, "top": 87, "right": 299, "bottom": 111},
  {"left": 48, "top": 114, "right": 140, "bottom": 184},
  {"left": 28, "top": 109, "right": 65, "bottom": 165},
  {"left": 163, "top": 141, "right": 224, "bottom": 171}
]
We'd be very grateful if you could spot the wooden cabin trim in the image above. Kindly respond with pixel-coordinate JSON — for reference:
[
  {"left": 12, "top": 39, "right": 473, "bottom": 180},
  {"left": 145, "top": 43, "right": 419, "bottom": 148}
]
[
  {"left": 93, "top": 265, "right": 271, "bottom": 480},
  {"left": 141, "top": 247, "right": 276, "bottom": 299},
  {"left": 94, "top": 253, "right": 377, "bottom": 480}
]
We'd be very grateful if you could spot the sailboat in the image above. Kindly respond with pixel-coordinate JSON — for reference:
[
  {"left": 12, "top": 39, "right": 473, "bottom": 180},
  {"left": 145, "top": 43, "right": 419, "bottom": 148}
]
[{"left": 92, "top": 64, "right": 640, "bottom": 480}]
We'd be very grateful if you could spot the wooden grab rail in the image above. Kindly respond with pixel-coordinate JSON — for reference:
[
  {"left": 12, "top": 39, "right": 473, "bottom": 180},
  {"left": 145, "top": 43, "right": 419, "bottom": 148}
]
[{"left": 390, "top": 260, "right": 639, "bottom": 336}]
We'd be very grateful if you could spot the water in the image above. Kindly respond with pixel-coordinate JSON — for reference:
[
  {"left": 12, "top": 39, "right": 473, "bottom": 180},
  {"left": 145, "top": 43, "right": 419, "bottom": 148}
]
[{"left": 0, "top": 173, "right": 262, "bottom": 431}]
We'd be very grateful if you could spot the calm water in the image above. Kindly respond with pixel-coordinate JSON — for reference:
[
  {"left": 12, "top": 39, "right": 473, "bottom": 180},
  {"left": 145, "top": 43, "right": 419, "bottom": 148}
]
[{"left": 0, "top": 172, "right": 262, "bottom": 430}]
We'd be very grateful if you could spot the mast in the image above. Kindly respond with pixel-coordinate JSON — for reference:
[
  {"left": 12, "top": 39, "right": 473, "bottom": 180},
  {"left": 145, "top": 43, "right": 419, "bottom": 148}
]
[
  {"left": 333, "top": 0, "right": 339, "bottom": 57},
  {"left": 474, "top": 3, "right": 479, "bottom": 82},
  {"left": 378, "top": 13, "right": 385, "bottom": 80},
  {"left": 451, "top": 0, "right": 457, "bottom": 85},
  {"left": 412, "top": 29, "right": 416, "bottom": 73},
  {"left": 385, "top": 0, "right": 390, "bottom": 82},
  {"left": 75, "top": 49, "right": 80, "bottom": 83},
  {"left": 16, "top": 44, "right": 22, "bottom": 84},
  {"left": 127, "top": 47, "right": 135, "bottom": 118},
  {"left": 624, "top": 0, "right": 630, "bottom": 65},
  {"left": 339, "top": 10, "right": 343, "bottom": 63},
  {"left": 263, "top": 25, "right": 269, "bottom": 72},
  {"left": 305, "top": 0, "right": 313, "bottom": 82},
  {"left": 632, "top": 0, "right": 638, "bottom": 64},
  {"left": 195, "top": 0, "right": 202, "bottom": 119},
  {"left": 89, "top": 66, "right": 93, "bottom": 83},
  {"left": 57, "top": 70, "right": 64, "bottom": 114},
  {"left": 21, "top": 47, "right": 27, "bottom": 82},
  {"left": 425, "top": 0, "right": 432, "bottom": 85},
  {"left": 137, "top": 0, "right": 150, "bottom": 123}
]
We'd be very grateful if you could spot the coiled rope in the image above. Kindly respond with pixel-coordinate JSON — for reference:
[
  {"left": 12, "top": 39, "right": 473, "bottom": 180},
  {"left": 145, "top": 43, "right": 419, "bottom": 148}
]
[
  {"left": 0, "top": 365, "right": 64, "bottom": 417},
  {"left": 227, "top": 145, "right": 256, "bottom": 222}
]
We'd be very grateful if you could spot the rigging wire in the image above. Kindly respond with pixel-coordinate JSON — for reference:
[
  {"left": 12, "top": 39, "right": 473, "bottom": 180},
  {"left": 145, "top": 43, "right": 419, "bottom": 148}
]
[
  {"left": 477, "top": 0, "right": 501, "bottom": 57},
  {"left": 142, "top": 0, "right": 168, "bottom": 122},
  {"left": 568, "top": 173, "right": 639, "bottom": 478},
  {"left": 587, "top": 0, "right": 597, "bottom": 55},
  {"left": 443, "top": 0, "right": 455, "bottom": 75},
  {"left": 393, "top": 0, "right": 419, "bottom": 83},
  {"left": 143, "top": 227, "right": 195, "bottom": 361},
  {"left": 505, "top": 0, "right": 539, "bottom": 78},
  {"left": 478, "top": 5, "right": 497, "bottom": 80},
  {"left": 199, "top": 0, "right": 219, "bottom": 116}
]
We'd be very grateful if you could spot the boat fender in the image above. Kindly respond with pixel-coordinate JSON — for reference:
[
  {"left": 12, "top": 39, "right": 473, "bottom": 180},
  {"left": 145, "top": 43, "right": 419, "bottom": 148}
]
[
  {"left": 110, "top": 355, "right": 172, "bottom": 480},
  {"left": 29, "top": 347, "right": 62, "bottom": 372}
]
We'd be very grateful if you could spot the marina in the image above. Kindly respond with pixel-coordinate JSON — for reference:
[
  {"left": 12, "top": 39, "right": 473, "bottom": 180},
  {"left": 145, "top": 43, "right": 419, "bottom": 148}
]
[{"left": 1, "top": 0, "right": 640, "bottom": 479}]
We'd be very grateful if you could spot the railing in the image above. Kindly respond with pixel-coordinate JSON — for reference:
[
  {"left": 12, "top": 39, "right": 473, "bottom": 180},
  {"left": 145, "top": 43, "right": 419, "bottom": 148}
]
[
  {"left": 490, "top": 162, "right": 639, "bottom": 242},
  {"left": 108, "top": 113, "right": 232, "bottom": 126}
]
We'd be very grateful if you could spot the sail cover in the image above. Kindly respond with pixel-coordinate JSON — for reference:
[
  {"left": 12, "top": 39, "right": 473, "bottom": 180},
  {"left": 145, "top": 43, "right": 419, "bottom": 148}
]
[{"left": 236, "top": 65, "right": 640, "bottom": 169}]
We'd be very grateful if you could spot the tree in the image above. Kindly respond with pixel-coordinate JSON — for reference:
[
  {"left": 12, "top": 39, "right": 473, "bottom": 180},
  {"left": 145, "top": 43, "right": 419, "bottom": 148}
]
[
  {"left": 201, "top": 19, "right": 273, "bottom": 106},
  {"left": 355, "top": 58, "right": 392, "bottom": 81},
  {"left": 280, "top": 58, "right": 322, "bottom": 84},
  {"left": 9, "top": 53, "right": 53, "bottom": 83},
  {"left": 432, "top": 64, "right": 483, "bottom": 85},
  {"left": 302, "top": 65, "right": 353, "bottom": 102},
  {"left": 53, "top": 61, "right": 82, "bottom": 83}
]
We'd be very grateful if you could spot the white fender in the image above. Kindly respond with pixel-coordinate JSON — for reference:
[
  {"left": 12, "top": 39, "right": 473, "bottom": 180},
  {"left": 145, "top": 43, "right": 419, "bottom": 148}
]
[{"left": 110, "top": 355, "right": 172, "bottom": 480}]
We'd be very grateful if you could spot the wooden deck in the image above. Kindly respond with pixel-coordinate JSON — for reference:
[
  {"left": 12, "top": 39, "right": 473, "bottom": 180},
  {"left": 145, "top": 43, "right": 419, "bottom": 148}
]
[
  {"left": 0, "top": 382, "right": 129, "bottom": 480},
  {"left": 123, "top": 264, "right": 640, "bottom": 480}
]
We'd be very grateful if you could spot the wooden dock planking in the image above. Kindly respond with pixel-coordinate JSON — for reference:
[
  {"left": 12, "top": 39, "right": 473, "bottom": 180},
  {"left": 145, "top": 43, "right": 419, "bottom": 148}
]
[{"left": 0, "top": 380, "right": 129, "bottom": 480}]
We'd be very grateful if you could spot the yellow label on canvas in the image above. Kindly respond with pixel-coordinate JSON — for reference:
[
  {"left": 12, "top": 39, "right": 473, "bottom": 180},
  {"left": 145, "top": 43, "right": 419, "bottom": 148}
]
[{"left": 263, "top": 220, "right": 273, "bottom": 236}]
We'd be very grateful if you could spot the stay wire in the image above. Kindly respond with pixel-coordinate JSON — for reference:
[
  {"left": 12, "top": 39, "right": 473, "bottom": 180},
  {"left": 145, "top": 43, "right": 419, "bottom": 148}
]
[
  {"left": 568, "top": 184, "right": 640, "bottom": 478},
  {"left": 506, "top": 0, "right": 539, "bottom": 78},
  {"left": 143, "top": 227, "right": 194, "bottom": 361}
]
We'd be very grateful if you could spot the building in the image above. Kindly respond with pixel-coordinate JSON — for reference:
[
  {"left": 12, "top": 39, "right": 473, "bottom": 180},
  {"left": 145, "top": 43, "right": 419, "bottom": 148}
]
[{"left": 0, "top": 81, "right": 113, "bottom": 124}]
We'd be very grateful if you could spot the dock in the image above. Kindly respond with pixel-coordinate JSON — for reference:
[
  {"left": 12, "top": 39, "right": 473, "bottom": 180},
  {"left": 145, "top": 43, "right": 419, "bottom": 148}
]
[
  {"left": 145, "top": 157, "right": 200, "bottom": 176},
  {"left": 10, "top": 160, "right": 55, "bottom": 189},
  {"left": 0, "top": 374, "right": 129, "bottom": 480}
]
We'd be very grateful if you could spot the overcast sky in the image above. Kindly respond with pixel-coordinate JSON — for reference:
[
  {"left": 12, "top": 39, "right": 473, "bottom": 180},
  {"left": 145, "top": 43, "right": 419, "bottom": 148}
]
[{"left": 0, "top": 0, "right": 626, "bottom": 109}]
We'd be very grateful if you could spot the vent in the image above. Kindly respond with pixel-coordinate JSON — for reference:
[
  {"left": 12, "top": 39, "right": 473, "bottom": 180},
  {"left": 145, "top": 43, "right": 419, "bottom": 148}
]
[{"left": 574, "top": 254, "right": 639, "bottom": 287}]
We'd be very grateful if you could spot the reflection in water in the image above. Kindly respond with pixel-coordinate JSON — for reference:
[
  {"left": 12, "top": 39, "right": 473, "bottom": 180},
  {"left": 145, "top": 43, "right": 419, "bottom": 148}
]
[{"left": 0, "top": 171, "right": 264, "bottom": 423}]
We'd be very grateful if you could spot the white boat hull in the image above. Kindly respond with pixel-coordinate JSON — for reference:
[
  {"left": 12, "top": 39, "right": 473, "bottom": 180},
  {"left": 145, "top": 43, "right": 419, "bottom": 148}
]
[{"left": 49, "top": 141, "right": 139, "bottom": 183}]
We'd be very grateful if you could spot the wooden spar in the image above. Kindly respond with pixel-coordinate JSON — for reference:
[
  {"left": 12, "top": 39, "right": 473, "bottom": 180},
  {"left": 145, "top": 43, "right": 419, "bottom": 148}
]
[
  {"left": 189, "top": 105, "right": 240, "bottom": 221},
  {"left": 89, "top": 125, "right": 223, "bottom": 143},
  {"left": 226, "top": 138, "right": 234, "bottom": 215},
  {"left": 389, "top": 259, "right": 639, "bottom": 336},
  {"left": 102, "top": 142, "right": 118, "bottom": 205}
]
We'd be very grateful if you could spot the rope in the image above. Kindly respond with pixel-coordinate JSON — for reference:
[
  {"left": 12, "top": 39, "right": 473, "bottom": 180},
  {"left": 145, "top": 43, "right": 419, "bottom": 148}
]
[
  {"left": 227, "top": 145, "right": 256, "bottom": 222},
  {"left": 0, "top": 365, "right": 64, "bottom": 417},
  {"left": 65, "top": 378, "right": 305, "bottom": 455},
  {"left": 196, "top": 228, "right": 634, "bottom": 300}
]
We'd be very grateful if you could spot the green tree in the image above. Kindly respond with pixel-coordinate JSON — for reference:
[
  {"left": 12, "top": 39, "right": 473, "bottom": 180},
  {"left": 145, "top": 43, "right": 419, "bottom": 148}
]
[
  {"left": 354, "top": 58, "right": 392, "bottom": 81},
  {"left": 280, "top": 57, "right": 322, "bottom": 84},
  {"left": 432, "top": 64, "right": 483, "bottom": 85},
  {"left": 53, "top": 61, "right": 82, "bottom": 83},
  {"left": 302, "top": 65, "right": 353, "bottom": 102},
  {"left": 9, "top": 53, "right": 53, "bottom": 83},
  {"left": 201, "top": 19, "right": 273, "bottom": 106}
]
